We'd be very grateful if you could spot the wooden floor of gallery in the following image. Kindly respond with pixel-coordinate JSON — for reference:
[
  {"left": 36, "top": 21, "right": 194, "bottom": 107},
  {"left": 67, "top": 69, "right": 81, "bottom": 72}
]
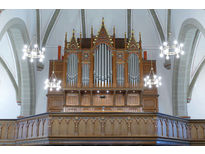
[{"left": 0, "top": 112, "right": 205, "bottom": 146}]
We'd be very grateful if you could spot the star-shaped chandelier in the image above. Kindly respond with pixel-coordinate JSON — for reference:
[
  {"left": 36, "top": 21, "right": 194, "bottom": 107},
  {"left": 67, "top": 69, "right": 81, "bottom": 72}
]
[
  {"left": 144, "top": 67, "right": 162, "bottom": 88},
  {"left": 22, "top": 44, "right": 45, "bottom": 63},
  {"left": 144, "top": 51, "right": 162, "bottom": 88},
  {"left": 44, "top": 62, "right": 61, "bottom": 91}
]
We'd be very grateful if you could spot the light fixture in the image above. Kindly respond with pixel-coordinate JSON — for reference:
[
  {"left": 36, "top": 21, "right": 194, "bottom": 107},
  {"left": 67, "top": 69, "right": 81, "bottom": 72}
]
[
  {"left": 144, "top": 52, "right": 162, "bottom": 88},
  {"left": 159, "top": 40, "right": 184, "bottom": 60},
  {"left": 144, "top": 67, "right": 162, "bottom": 88},
  {"left": 106, "top": 90, "right": 109, "bottom": 93},
  {"left": 22, "top": 42, "right": 45, "bottom": 63},
  {"left": 97, "top": 90, "right": 100, "bottom": 93},
  {"left": 44, "top": 61, "right": 61, "bottom": 91}
]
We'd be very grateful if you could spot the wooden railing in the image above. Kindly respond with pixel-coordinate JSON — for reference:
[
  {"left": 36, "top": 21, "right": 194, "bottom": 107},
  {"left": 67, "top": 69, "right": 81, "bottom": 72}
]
[{"left": 0, "top": 112, "right": 205, "bottom": 145}]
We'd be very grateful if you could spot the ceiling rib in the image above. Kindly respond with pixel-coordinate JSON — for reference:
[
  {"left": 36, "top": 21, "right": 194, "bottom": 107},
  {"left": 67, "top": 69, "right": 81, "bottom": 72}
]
[{"left": 81, "top": 9, "right": 86, "bottom": 38}]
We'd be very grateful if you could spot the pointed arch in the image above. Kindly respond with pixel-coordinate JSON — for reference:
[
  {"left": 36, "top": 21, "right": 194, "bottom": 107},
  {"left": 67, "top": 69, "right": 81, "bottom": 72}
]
[
  {"left": 0, "top": 17, "right": 36, "bottom": 116},
  {"left": 172, "top": 18, "right": 205, "bottom": 116}
]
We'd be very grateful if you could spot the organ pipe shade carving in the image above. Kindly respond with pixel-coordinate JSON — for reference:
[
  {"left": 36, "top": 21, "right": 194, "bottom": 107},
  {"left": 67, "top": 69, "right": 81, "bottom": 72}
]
[
  {"left": 94, "top": 43, "right": 112, "bottom": 87},
  {"left": 128, "top": 53, "right": 140, "bottom": 86},
  {"left": 67, "top": 54, "right": 78, "bottom": 86}
]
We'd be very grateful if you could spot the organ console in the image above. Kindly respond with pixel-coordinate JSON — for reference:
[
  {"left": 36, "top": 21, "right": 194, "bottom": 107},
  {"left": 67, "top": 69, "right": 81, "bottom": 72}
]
[{"left": 47, "top": 18, "right": 159, "bottom": 113}]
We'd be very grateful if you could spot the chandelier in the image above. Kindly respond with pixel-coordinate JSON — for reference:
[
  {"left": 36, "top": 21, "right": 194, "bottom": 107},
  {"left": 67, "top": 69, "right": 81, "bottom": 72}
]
[
  {"left": 144, "top": 67, "right": 162, "bottom": 88},
  {"left": 159, "top": 35, "right": 184, "bottom": 60},
  {"left": 22, "top": 44, "right": 45, "bottom": 63},
  {"left": 44, "top": 62, "right": 61, "bottom": 91},
  {"left": 144, "top": 53, "right": 162, "bottom": 88}
]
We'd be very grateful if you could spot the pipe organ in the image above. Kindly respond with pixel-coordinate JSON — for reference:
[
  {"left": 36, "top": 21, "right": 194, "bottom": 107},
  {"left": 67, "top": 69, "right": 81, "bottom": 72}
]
[{"left": 47, "top": 18, "right": 159, "bottom": 113}]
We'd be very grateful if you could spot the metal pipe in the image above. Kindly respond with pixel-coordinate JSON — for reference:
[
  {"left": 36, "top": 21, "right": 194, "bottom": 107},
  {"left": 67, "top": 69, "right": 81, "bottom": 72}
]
[
  {"left": 97, "top": 47, "right": 99, "bottom": 87},
  {"left": 122, "top": 64, "right": 124, "bottom": 86},
  {"left": 102, "top": 44, "right": 105, "bottom": 87},
  {"left": 107, "top": 45, "right": 109, "bottom": 87},
  {"left": 94, "top": 51, "right": 96, "bottom": 86},
  {"left": 105, "top": 44, "right": 107, "bottom": 87},
  {"left": 99, "top": 45, "right": 101, "bottom": 87},
  {"left": 133, "top": 54, "right": 136, "bottom": 86},
  {"left": 70, "top": 55, "right": 72, "bottom": 86},
  {"left": 110, "top": 49, "right": 112, "bottom": 86}
]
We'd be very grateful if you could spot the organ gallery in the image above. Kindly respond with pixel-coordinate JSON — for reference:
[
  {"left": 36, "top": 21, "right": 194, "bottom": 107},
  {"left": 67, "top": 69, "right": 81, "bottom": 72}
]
[
  {"left": 47, "top": 18, "right": 159, "bottom": 113},
  {"left": 1, "top": 16, "right": 205, "bottom": 146}
]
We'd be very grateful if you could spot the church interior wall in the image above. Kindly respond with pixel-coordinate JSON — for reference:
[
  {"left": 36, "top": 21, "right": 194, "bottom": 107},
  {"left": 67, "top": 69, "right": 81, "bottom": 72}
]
[
  {"left": 1, "top": 9, "right": 205, "bottom": 119},
  {"left": 0, "top": 63, "right": 20, "bottom": 119}
]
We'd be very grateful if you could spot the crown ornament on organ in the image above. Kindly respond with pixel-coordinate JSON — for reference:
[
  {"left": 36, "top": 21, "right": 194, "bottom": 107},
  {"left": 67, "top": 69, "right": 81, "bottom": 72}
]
[
  {"left": 66, "top": 29, "right": 80, "bottom": 50},
  {"left": 92, "top": 17, "right": 114, "bottom": 47},
  {"left": 127, "top": 30, "right": 139, "bottom": 50}
]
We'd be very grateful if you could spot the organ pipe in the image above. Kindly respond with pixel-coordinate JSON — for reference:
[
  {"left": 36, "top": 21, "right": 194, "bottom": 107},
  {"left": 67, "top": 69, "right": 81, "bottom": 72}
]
[
  {"left": 128, "top": 53, "right": 140, "bottom": 87},
  {"left": 66, "top": 45, "right": 140, "bottom": 88},
  {"left": 94, "top": 43, "right": 112, "bottom": 87},
  {"left": 67, "top": 54, "right": 78, "bottom": 86}
]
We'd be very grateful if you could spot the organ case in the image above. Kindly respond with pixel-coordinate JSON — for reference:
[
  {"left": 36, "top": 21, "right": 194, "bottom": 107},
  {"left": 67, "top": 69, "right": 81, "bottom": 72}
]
[{"left": 47, "top": 18, "right": 159, "bottom": 113}]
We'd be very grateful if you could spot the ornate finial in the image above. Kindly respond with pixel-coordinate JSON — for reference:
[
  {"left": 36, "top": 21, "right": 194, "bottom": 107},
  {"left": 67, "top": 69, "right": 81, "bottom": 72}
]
[
  {"left": 91, "top": 25, "right": 93, "bottom": 36},
  {"left": 131, "top": 29, "right": 134, "bottom": 37},
  {"left": 65, "top": 32, "right": 67, "bottom": 42},
  {"left": 80, "top": 31, "right": 82, "bottom": 38},
  {"left": 102, "top": 17, "right": 104, "bottom": 25},
  {"left": 113, "top": 26, "right": 115, "bottom": 35},
  {"left": 72, "top": 29, "right": 75, "bottom": 37},
  {"left": 139, "top": 32, "right": 142, "bottom": 42}
]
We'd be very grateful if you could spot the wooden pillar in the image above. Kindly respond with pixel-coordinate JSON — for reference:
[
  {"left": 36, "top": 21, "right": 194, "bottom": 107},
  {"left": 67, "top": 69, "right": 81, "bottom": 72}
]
[
  {"left": 77, "top": 52, "right": 82, "bottom": 88},
  {"left": 124, "top": 52, "right": 129, "bottom": 87},
  {"left": 112, "top": 51, "right": 117, "bottom": 87},
  {"left": 90, "top": 90, "right": 93, "bottom": 106},
  {"left": 89, "top": 51, "right": 94, "bottom": 88},
  {"left": 124, "top": 32, "right": 129, "bottom": 88},
  {"left": 139, "top": 50, "right": 143, "bottom": 88},
  {"left": 63, "top": 54, "right": 68, "bottom": 88},
  {"left": 78, "top": 91, "right": 81, "bottom": 106},
  {"left": 139, "top": 33, "right": 144, "bottom": 88},
  {"left": 125, "top": 90, "right": 128, "bottom": 106},
  {"left": 113, "top": 90, "right": 116, "bottom": 106}
]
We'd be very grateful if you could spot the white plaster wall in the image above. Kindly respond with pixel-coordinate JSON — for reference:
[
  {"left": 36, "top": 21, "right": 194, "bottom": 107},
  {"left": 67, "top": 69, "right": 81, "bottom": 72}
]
[
  {"left": 0, "top": 63, "right": 20, "bottom": 119},
  {"left": 35, "top": 47, "right": 58, "bottom": 114},
  {"left": 47, "top": 9, "right": 81, "bottom": 47},
  {"left": 0, "top": 32, "right": 17, "bottom": 83},
  {"left": 86, "top": 9, "right": 126, "bottom": 38},
  {"left": 147, "top": 50, "right": 173, "bottom": 115},
  {"left": 155, "top": 9, "right": 167, "bottom": 38},
  {"left": 188, "top": 65, "right": 205, "bottom": 119},
  {"left": 190, "top": 33, "right": 205, "bottom": 81},
  {"left": 0, "top": 9, "right": 36, "bottom": 41},
  {"left": 171, "top": 9, "right": 205, "bottom": 40},
  {"left": 40, "top": 9, "right": 55, "bottom": 43}
]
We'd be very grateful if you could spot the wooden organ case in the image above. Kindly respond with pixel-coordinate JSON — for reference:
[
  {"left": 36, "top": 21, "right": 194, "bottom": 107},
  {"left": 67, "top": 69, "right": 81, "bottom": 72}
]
[{"left": 47, "top": 18, "right": 159, "bottom": 113}]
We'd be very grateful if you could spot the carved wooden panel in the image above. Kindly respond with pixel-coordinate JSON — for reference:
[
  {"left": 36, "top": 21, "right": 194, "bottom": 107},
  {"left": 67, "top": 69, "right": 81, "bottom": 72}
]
[
  {"left": 47, "top": 94, "right": 64, "bottom": 112},
  {"left": 2, "top": 114, "right": 205, "bottom": 145},
  {"left": 115, "top": 94, "right": 125, "bottom": 106},
  {"left": 127, "top": 94, "right": 140, "bottom": 106},
  {"left": 66, "top": 94, "right": 79, "bottom": 106},
  {"left": 142, "top": 97, "right": 158, "bottom": 112},
  {"left": 93, "top": 94, "right": 114, "bottom": 106},
  {"left": 81, "top": 94, "right": 91, "bottom": 106}
]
